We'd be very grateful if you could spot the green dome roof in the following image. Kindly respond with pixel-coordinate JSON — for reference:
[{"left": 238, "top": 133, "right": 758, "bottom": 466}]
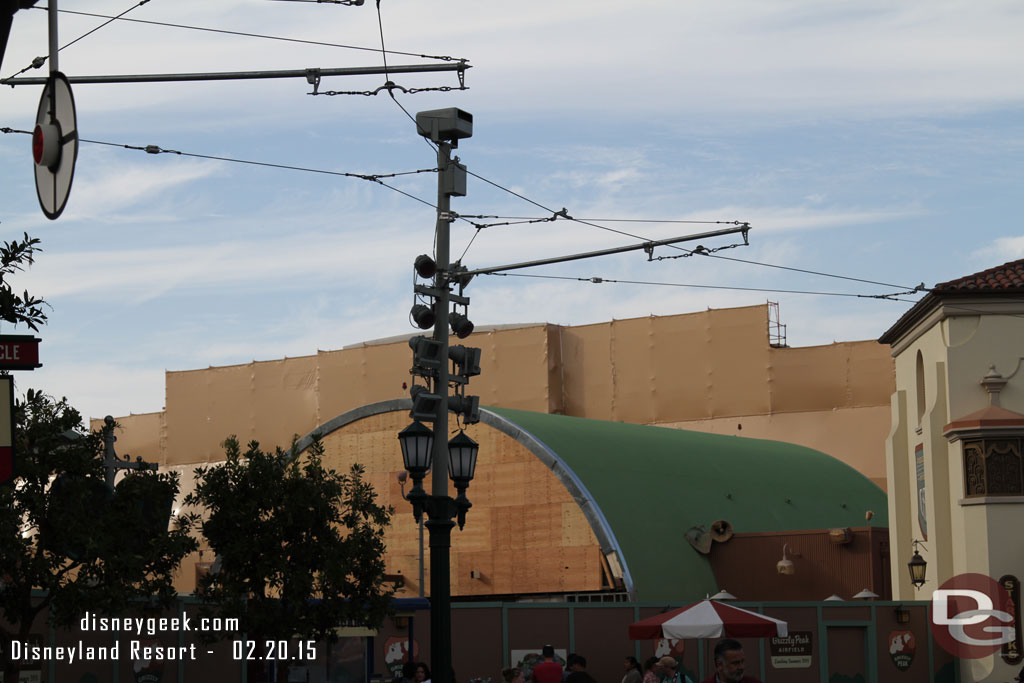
[{"left": 484, "top": 406, "right": 887, "bottom": 602}]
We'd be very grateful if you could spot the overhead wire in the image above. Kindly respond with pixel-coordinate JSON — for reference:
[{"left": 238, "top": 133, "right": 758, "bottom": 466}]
[
  {"left": 11, "top": 4, "right": 922, "bottom": 296},
  {"left": 482, "top": 272, "right": 922, "bottom": 303},
  {"left": 6, "top": 0, "right": 154, "bottom": 80},
  {"left": 0, "top": 126, "right": 440, "bottom": 210},
  {"left": 30, "top": 6, "right": 466, "bottom": 62}
]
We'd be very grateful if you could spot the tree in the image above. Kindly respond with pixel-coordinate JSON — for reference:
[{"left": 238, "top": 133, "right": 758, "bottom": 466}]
[
  {"left": 185, "top": 436, "right": 395, "bottom": 683},
  {"left": 0, "top": 233, "right": 47, "bottom": 331},
  {"left": 0, "top": 391, "right": 198, "bottom": 682}
]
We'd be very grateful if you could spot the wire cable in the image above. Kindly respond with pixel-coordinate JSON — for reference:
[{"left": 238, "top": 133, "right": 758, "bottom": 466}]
[
  {"left": 457, "top": 168, "right": 923, "bottom": 290},
  {"left": 6, "top": 0, "right": 153, "bottom": 80},
  {"left": 0, "top": 126, "right": 439, "bottom": 209},
  {"left": 32, "top": 6, "right": 465, "bottom": 62},
  {"left": 482, "top": 272, "right": 922, "bottom": 302}
]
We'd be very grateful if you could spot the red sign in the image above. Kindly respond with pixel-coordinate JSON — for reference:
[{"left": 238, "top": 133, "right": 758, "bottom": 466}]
[{"left": 0, "top": 335, "right": 41, "bottom": 370}]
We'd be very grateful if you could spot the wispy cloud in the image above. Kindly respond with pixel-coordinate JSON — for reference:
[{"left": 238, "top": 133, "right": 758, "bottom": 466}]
[{"left": 973, "top": 236, "right": 1024, "bottom": 263}]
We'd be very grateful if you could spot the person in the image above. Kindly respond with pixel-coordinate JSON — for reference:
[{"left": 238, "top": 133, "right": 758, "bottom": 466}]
[
  {"left": 699, "top": 639, "right": 762, "bottom": 683},
  {"left": 393, "top": 661, "right": 418, "bottom": 683},
  {"left": 532, "top": 645, "right": 563, "bottom": 683},
  {"left": 564, "top": 654, "right": 597, "bottom": 683},
  {"left": 657, "top": 657, "right": 680, "bottom": 683},
  {"left": 504, "top": 668, "right": 527, "bottom": 683},
  {"left": 622, "top": 657, "right": 642, "bottom": 683},
  {"left": 641, "top": 657, "right": 660, "bottom": 683},
  {"left": 416, "top": 662, "right": 432, "bottom": 683}
]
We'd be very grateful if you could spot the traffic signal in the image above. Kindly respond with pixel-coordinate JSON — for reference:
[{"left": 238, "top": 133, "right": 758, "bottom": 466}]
[
  {"left": 450, "top": 311, "right": 474, "bottom": 339},
  {"left": 409, "top": 385, "right": 441, "bottom": 422},
  {"left": 409, "top": 335, "right": 444, "bottom": 375},
  {"left": 448, "top": 345, "right": 481, "bottom": 379},
  {"left": 410, "top": 304, "right": 435, "bottom": 330},
  {"left": 449, "top": 394, "right": 480, "bottom": 424}
]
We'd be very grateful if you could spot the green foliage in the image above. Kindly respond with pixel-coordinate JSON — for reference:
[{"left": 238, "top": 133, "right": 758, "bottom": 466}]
[
  {"left": 0, "top": 233, "right": 47, "bottom": 331},
  {"left": 0, "top": 390, "right": 198, "bottom": 664},
  {"left": 185, "top": 436, "right": 395, "bottom": 651}
]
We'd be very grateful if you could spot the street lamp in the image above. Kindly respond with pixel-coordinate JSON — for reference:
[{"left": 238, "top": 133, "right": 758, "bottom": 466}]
[
  {"left": 908, "top": 540, "right": 927, "bottom": 589},
  {"left": 399, "top": 107, "right": 475, "bottom": 683},
  {"left": 396, "top": 423, "right": 479, "bottom": 683},
  {"left": 447, "top": 431, "right": 478, "bottom": 529}
]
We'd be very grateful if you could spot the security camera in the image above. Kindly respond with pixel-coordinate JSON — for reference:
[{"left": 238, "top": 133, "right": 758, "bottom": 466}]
[{"left": 415, "top": 108, "right": 473, "bottom": 144}]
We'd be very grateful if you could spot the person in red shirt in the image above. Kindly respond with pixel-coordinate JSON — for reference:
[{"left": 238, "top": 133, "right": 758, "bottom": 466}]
[
  {"left": 532, "top": 645, "right": 564, "bottom": 683},
  {"left": 699, "top": 640, "right": 762, "bottom": 683}
]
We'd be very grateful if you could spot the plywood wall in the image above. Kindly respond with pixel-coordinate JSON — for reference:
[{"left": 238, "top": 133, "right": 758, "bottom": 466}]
[
  {"left": 315, "top": 410, "right": 605, "bottom": 598},
  {"left": 111, "top": 304, "right": 895, "bottom": 483}
]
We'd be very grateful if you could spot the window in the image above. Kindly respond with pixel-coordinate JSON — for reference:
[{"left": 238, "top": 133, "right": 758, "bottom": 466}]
[{"left": 963, "top": 437, "right": 1024, "bottom": 497}]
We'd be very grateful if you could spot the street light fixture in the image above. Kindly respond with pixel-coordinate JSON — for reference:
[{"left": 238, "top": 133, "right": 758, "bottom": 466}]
[
  {"left": 908, "top": 539, "right": 927, "bottom": 589},
  {"left": 398, "top": 421, "right": 433, "bottom": 477},
  {"left": 447, "top": 431, "right": 478, "bottom": 529}
]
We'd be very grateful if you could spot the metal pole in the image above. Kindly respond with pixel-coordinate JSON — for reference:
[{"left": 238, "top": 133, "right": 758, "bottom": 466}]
[
  {"left": 4, "top": 62, "right": 467, "bottom": 86},
  {"left": 418, "top": 517, "right": 425, "bottom": 598},
  {"left": 459, "top": 225, "right": 750, "bottom": 277},
  {"left": 47, "top": 0, "right": 57, "bottom": 74},
  {"left": 429, "top": 140, "right": 453, "bottom": 683}
]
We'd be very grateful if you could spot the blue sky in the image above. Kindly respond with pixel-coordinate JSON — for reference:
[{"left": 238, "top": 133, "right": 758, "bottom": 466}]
[{"left": 1, "top": 0, "right": 1023, "bottom": 422}]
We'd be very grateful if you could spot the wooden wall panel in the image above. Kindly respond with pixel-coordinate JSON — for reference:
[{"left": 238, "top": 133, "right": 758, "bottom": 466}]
[{"left": 309, "top": 410, "right": 604, "bottom": 599}]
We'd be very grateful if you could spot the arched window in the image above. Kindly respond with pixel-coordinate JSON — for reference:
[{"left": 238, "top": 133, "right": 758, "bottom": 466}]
[{"left": 915, "top": 351, "right": 926, "bottom": 424}]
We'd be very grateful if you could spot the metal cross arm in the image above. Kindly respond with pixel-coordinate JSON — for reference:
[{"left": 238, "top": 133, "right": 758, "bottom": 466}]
[
  {"left": 458, "top": 224, "right": 752, "bottom": 277},
  {"left": 101, "top": 415, "right": 157, "bottom": 489},
  {"left": 3, "top": 61, "right": 469, "bottom": 86}
]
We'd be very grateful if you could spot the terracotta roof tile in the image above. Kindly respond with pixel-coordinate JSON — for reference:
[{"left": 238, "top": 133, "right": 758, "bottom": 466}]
[{"left": 934, "top": 259, "right": 1024, "bottom": 292}]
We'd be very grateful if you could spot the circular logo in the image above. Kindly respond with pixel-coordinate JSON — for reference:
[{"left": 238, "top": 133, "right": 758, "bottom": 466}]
[{"left": 930, "top": 573, "right": 1015, "bottom": 659}]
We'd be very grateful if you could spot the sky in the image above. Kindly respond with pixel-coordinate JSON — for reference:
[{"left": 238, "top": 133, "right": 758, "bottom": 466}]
[{"left": 1, "top": 0, "right": 1023, "bottom": 423}]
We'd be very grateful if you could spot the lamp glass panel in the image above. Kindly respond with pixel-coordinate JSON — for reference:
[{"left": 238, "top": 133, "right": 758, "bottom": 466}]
[
  {"left": 447, "top": 432, "right": 478, "bottom": 480},
  {"left": 399, "top": 422, "right": 433, "bottom": 472}
]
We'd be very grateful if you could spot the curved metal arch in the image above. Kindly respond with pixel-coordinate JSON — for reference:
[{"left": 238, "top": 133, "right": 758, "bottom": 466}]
[{"left": 293, "top": 399, "right": 635, "bottom": 599}]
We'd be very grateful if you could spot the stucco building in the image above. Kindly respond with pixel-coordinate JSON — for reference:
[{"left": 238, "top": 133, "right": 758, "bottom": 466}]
[{"left": 879, "top": 259, "right": 1024, "bottom": 683}]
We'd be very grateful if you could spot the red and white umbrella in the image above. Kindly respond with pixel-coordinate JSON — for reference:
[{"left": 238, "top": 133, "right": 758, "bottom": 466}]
[{"left": 628, "top": 600, "right": 788, "bottom": 640}]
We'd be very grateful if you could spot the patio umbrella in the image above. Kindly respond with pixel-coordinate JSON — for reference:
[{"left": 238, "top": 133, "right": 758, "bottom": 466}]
[{"left": 628, "top": 600, "right": 788, "bottom": 640}]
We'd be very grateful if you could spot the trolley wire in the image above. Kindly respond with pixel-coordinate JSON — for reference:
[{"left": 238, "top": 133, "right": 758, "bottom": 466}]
[
  {"left": 0, "top": 126, "right": 439, "bottom": 209},
  {"left": 30, "top": 6, "right": 466, "bottom": 62},
  {"left": 482, "top": 272, "right": 923, "bottom": 302},
  {"left": 6, "top": 0, "right": 154, "bottom": 80}
]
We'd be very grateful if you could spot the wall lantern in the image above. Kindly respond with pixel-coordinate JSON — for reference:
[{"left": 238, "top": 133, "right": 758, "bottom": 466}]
[
  {"left": 777, "top": 543, "right": 795, "bottom": 575},
  {"left": 908, "top": 539, "right": 927, "bottom": 589},
  {"left": 894, "top": 605, "right": 911, "bottom": 624}
]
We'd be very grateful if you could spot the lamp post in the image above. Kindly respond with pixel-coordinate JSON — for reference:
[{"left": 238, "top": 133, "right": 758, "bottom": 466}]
[
  {"left": 397, "top": 423, "right": 478, "bottom": 683},
  {"left": 399, "top": 106, "right": 477, "bottom": 683}
]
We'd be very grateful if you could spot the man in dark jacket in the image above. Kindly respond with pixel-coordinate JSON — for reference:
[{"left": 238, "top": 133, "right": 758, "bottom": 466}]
[{"left": 699, "top": 640, "right": 761, "bottom": 683}]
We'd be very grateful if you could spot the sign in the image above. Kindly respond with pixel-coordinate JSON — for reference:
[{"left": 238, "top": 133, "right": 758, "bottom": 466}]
[
  {"left": 888, "top": 630, "right": 916, "bottom": 671},
  {"left": 931, "top": 572, "right": 1014, "bottom": 658},
  {"left": 769, "top": 631, "right": 812, "bottom": 668},
  {"left": 33, "top": 71, "right": 78, "bottom": 220},
  {"left": 0, "top": 335, "right": 42, "bottom": 370},
  {"left": 0, "top": 375, "right": 13, "bottom": 485},
  {"left": 1000, "top": 575, "right": 1023, "bottom": 664}
]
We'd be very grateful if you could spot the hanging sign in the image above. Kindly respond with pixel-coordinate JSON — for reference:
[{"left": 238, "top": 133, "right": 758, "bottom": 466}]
[{"left": 0, "top": 335, "right": 42, "bottom": 370}]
